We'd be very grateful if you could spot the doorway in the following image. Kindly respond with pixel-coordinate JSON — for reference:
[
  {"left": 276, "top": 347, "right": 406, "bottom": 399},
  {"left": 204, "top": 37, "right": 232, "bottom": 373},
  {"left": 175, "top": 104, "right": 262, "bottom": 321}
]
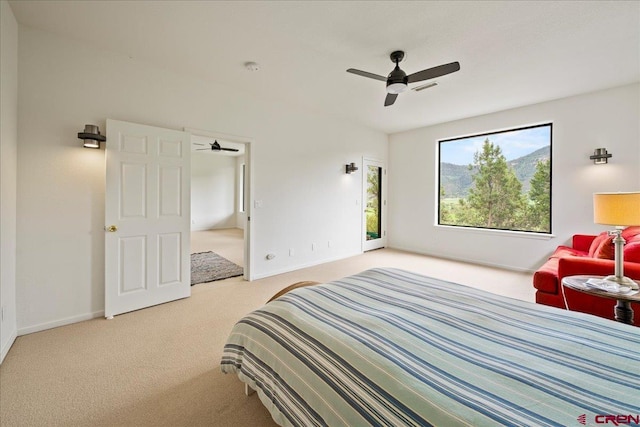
[
  {"left": 362, "top": 158, "right": 386, "bottom": 252},
  {"left": 187, "top": 128, "right": 252, "bottom": 280}
]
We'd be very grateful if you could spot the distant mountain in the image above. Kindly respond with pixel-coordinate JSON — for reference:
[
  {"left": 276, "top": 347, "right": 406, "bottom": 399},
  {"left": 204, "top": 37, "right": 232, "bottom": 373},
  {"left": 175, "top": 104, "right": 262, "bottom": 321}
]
[
  {"left": 440, "top": 162, "right": 475, "bottom": 198},
  {"left": 440, "top": 146, "right": 550, "bottom": 198}
]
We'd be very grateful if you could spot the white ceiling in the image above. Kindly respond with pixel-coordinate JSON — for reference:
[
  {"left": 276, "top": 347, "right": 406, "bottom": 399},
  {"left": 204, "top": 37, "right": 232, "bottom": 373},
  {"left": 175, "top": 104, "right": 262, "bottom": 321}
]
[{"left": 9, "top": 0, "right": 640, "bottom": 134}]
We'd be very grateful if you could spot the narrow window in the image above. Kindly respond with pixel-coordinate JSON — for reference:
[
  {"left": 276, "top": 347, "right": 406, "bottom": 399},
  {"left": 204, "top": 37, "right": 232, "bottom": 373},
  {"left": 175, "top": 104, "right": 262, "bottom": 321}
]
[{"left": 239, "top": 163, "right": 246, "bottom": 213}]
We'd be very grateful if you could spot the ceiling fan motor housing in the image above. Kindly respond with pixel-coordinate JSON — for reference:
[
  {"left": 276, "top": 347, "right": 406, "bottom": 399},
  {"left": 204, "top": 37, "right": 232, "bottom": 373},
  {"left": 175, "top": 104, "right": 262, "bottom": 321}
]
[
  {"left": 386, "top": 66, "right": 408, "bottom": 94},
  {"left": 386, "top": 50, "right": 408, "bottom": 94}
]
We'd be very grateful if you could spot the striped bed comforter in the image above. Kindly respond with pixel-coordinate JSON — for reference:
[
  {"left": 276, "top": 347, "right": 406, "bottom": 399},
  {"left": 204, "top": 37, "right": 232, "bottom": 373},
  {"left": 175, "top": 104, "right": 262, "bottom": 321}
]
[{"left": 221, "top": 268, "right": 640, "bottom": 427}]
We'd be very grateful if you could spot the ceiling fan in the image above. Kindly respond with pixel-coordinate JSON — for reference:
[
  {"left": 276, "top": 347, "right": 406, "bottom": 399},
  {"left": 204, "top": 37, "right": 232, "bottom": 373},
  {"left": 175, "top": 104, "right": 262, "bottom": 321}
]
[
  {"left": 194, "top": 140, "right": 239, "bottom": 152},
  {"left": 347, "top": 50, "right": 460, "bottom": 106}
]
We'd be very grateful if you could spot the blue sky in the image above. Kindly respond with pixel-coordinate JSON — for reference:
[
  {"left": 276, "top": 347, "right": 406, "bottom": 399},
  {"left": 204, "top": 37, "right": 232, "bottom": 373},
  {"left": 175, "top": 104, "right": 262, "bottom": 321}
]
[{"left": 440, "top": 125, "right": 551, "bottom": 165}]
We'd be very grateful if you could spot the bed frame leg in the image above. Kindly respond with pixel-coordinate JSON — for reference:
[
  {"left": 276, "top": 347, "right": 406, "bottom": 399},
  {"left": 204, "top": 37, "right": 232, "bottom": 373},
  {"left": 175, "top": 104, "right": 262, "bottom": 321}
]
[{"left": 245, "top": 383, "right": 256, "bottom": 396}]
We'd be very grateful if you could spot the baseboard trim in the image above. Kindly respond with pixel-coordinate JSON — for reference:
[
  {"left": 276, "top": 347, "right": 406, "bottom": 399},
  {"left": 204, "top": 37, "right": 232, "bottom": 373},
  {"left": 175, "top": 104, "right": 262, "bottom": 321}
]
[
  {"left": 18, "top": 310, "right": 105, "bottom": 336},
  {"left": 388, "top": 244, "right": 536, "bottom": 274},
  {"left": 1, "top": 329, "right": 17, "bottom": 364},
  {"left": 251, "top": 252, "right": 360, "bottom": 281}
]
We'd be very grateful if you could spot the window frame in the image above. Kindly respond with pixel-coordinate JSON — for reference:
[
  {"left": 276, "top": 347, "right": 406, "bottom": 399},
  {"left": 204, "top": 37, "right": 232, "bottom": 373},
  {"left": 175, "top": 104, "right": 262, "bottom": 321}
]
[{"left": 436, "top": 122, "right": 553, "bottom": 235}]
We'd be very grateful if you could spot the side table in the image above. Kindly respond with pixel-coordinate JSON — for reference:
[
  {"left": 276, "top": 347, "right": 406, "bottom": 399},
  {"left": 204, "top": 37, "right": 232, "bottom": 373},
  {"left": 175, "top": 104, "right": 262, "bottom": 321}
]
[{"left": 561, "top": 275, "right": 640, "bottom": 325}]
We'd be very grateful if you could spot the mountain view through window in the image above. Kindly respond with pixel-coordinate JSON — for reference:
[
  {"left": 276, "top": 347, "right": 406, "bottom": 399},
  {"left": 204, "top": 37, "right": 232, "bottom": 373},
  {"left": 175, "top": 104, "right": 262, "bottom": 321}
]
[{"left": 438, "top": 123, "right": 552, "bottom": 234}]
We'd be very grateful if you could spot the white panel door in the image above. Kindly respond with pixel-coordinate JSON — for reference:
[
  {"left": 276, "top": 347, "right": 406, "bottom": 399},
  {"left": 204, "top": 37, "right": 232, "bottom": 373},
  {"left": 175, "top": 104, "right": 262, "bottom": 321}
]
[
  {"left": 105, "top": 119, "right": 191, "bottom": 318},
  {"left": 363, "top": 158, "right": 387, "bottom": 252}
]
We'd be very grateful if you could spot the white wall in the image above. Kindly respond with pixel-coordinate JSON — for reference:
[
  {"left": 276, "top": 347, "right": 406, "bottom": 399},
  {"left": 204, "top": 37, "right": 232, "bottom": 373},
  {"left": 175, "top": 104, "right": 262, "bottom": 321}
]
[
  {"left": 16, "top": 26, "right": 387, "bottom": 333},
  {"left": 388, "top": 83, "right": 640, "bottom": 272},
  {"left": 0, "top": 0, "right": 19, "bottom": 363},
  {"left": 191, "top": 153, "right": 237, "bottom": 231}
]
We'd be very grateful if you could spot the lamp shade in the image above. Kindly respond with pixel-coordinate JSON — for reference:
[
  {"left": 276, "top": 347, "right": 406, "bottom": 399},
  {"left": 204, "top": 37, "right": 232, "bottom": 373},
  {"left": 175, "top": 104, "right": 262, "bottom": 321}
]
[{"left": 593, "top": 192, "right": 640, "bottom": 226}]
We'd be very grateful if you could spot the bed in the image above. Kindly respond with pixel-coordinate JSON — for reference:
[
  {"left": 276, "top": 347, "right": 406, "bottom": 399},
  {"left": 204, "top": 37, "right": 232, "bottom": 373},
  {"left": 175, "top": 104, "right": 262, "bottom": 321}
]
[{"left": 221, "top": 268, "right": 640, "bottom": 427}]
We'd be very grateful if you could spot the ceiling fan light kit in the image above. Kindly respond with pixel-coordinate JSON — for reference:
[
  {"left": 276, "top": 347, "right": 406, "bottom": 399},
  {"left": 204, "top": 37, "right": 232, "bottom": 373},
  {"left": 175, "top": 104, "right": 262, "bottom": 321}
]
[
  {"left": 347, "top": 50, "right": 460, "bottom": 106},
  {"left": 386, "top": 82, "right": 407, "bottom": 94}
]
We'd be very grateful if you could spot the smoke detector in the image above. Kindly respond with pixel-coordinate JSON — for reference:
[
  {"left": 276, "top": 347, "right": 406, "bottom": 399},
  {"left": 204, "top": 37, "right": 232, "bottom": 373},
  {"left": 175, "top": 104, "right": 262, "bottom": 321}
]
[{"left": 245, "top": 62, "right": 260, "bottom": 72}]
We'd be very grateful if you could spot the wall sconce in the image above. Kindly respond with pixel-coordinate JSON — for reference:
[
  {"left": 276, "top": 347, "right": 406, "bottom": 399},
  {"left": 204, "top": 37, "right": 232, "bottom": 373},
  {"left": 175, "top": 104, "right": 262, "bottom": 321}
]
[
  {"left": 590, "top": 148, "right": 612, "bottom": 164},
  {"left": 78, "top": 124, "right": 106, "bottom": 149},
  {"left": 345, "top": 162, "right": 359, "bottom": 174}
]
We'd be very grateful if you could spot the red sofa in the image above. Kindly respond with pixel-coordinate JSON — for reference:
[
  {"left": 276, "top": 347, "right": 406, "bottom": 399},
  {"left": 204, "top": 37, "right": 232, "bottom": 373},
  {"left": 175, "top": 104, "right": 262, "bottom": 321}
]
[{"left": 533, "top": 227, "right": 640, "bottom": 326}]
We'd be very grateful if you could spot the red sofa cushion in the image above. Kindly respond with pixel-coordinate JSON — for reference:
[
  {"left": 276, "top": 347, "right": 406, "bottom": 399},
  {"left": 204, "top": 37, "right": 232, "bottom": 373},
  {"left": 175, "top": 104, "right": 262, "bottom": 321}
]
[
  {"left": 588, "top": 232, "right": 609, "bottom": 257},
  {"left": 622, "top": 226, "right": 640, "bottom": 240},
  {"left": 533, "top": 257, "right": 560, "bottom": 293},
  {"left": 535, "top": 290, "right": 565, "bottom": 308},
  {"left": 534, "top": 245, "right": 589, "bottom": 294},
  {"left": 593, "top": 235, "right": 615, "bottom": 259},
  {"left": 551, "top": 245, "right": 586, "bottom": 258},
  {"left": 572, "top": 234, "right": 597, "bottom": 253},
  {"left": 625, "top": 241, "right": 640, "bottom": 263}
]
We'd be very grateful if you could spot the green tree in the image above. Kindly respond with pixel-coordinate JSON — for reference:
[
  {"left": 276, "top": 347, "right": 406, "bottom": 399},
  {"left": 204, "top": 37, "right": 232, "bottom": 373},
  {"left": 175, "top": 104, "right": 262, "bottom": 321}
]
[
  {"left": 367, "top": 167, "right": 379, "bottom": 203},
  {"left": 439, "top": 186, "right": 453, "bottom": 224},
  {"left": 525, "top": 159, "right": 551, "bottom": 232},
  {"left": 454, "top": 197, "right": 480, "bottom": 226},
  {"left": 366, "top": 167, "right": 380, "bottom": 238},
  {"left": 466, "top": 138, "right": 525, "bottom": 229}
]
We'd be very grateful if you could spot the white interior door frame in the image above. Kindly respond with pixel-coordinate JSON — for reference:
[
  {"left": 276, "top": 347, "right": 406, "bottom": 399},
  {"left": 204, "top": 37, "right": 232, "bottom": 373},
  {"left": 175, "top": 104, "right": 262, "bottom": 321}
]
[
  {"left": 362, "top": 157, "right": 387, "bottom": 252},
  {"left": 185, "top": 128, "right": 253, "bottom": 280}
]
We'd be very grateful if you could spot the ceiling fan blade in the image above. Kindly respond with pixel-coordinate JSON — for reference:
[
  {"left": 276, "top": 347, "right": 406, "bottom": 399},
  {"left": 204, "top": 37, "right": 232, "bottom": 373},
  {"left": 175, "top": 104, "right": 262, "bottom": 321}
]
[
  {"left": 193, "top": 143, "right": 206, "bottom": 146},
  {"left": 384, "top": 93, "right": 398, "bottom": 107},
  {"left": 221, "top": 148, "right": 240, "bottom": 152},
  {"left": 195, "top": 148, "right": 209, "bottom": 150},
  {"left": 407, "top": 61, "right": 460, "bottom": 84},
  {"left": 346, "top": 68, "right": 386, "bottom": 82},
  {"left": 412, "top": 82, "right": 438, "bottom": 92}
]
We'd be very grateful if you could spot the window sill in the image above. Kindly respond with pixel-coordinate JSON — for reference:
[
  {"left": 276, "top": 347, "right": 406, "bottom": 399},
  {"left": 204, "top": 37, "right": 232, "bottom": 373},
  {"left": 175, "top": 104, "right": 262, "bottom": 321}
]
[{"left": 435, "top": 224, "right": 555, "bottom": 240}]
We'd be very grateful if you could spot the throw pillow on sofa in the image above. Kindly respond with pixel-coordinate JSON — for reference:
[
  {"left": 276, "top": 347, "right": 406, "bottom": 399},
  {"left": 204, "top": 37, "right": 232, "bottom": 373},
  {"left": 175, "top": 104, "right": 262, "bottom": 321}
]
[
  {"left": 622, "top": 226, "right": 640, "bottom": 240},
  {"left": 624, "top": 241, "right": 640, "bottom": 263},
  {"left": 588, "top": 232, "right": 609, "bottom": 257},
  {"left": 593, "top": 235, "right": 615, "bottom": 259},
  {"left": 588, "top": 227, "right": 640, "bottom": 260}
]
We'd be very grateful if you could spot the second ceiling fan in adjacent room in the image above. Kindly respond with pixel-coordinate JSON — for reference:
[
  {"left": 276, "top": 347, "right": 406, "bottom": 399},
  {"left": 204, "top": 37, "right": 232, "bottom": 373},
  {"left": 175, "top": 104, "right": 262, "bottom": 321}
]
[{"left": 194, "top": 140, "right": 239, "bottom": 152}]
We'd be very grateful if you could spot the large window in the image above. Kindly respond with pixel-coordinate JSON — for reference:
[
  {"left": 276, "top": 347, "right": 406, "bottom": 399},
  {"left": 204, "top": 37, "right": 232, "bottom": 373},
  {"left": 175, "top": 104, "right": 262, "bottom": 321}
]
[{"left": 438, "top": 123, "right": 552, "bottom": 234}]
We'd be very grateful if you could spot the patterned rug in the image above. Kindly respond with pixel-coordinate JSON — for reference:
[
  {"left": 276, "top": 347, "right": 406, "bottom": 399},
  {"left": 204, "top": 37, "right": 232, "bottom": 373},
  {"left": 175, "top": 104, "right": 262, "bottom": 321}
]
[{"left": 190, "top": 251, "right": 243, "bottom": 285}]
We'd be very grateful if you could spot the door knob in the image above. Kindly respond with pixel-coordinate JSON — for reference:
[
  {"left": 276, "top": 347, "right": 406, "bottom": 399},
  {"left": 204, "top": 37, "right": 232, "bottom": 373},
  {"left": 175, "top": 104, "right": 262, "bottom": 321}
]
[{"left": 106, "top": 225, "right": 118, "bottom": 232}]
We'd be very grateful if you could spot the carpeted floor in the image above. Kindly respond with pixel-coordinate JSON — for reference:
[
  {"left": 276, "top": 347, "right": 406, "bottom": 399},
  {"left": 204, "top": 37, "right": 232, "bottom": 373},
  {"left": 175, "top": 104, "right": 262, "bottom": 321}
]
[
  {"left": 190, "top": 229, "right": 244, "bottom": 267},
  {"left": 191, "top": 251, "right": 244, "bottom": 285},
  {"left": 0, "top": 248, "right": 534, "bottom": 426}
]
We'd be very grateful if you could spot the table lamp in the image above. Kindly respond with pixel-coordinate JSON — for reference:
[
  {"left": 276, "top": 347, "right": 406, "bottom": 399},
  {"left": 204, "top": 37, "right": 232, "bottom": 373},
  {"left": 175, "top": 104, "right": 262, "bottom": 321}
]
[{"left": 593, "top": 191, "right": 640, "bottom": 290}]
